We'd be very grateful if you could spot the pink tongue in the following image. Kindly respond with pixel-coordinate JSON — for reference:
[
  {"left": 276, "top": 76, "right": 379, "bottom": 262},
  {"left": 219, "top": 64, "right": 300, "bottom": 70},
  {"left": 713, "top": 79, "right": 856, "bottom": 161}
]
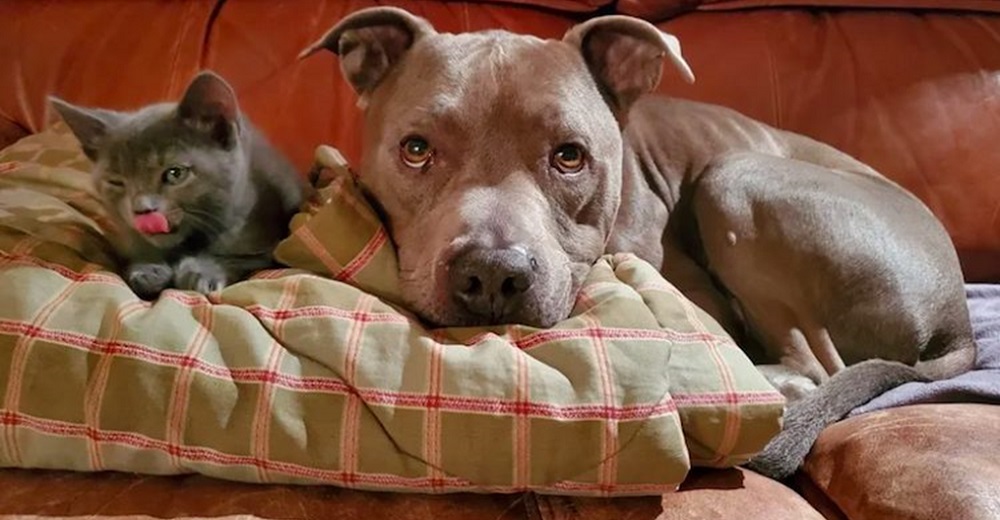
[{"left": 133, "top": 212, "right": 170, "bottom": 235}]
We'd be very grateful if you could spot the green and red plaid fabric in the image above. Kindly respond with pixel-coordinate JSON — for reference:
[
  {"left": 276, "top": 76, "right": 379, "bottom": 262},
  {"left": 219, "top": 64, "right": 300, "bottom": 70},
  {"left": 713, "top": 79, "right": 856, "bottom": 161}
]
[{"left": 0, "top": 125, "right": 784, "bottom": 496}]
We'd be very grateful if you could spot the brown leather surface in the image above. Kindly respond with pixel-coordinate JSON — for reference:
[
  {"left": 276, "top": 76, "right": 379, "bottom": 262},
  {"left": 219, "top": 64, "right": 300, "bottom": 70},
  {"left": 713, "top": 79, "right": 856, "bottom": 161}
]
[
  {"left": 3, "top": 2, "right": 1000, "bottom": 280},
  {"left": 794, "top": 474, "right": 849, "bottom": 520},
  {"left": 656, "top": 468, "right": 826, "bottom": 520},
  {"left": 525, "top": 469, "right": 823, "bottom": 520},
  {"left": 0, "top": 469, "right": 530, "bottom": 519},
  {"left": 490, "top": 0, "right": 611, "bottom": 11},
  {"left": 0, "top": 116, "right": 27, "bottom": 151},
  {"left": 618, "top": 0, "right": 1000, "bottom": 21},
  {"left": 703, "top": 0, "right": 1000, "bottom": 12},
  {"left": 803, "top": 403, "right": 1000, "bottom": 520},
  {"left": 654, "top": 9, "right": 1000, "bottom": 282},
  {"left": 0, "top": 0, "right": 217, "bottom": 139},
  {"left": 529, "top": 494, "right": 663, "bottom": 520},
  {"left": 656, "top": 468, "right": 823, "bottom": 520},
  {"left": 0, "top": 466, "right": 828, "bottom": 519}
]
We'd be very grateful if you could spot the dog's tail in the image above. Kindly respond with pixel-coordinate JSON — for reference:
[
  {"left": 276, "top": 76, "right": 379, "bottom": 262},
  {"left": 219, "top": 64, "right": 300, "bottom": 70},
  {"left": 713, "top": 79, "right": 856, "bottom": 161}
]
[{"left": 746, "top": 340, "right": 976, "bottom": 480}]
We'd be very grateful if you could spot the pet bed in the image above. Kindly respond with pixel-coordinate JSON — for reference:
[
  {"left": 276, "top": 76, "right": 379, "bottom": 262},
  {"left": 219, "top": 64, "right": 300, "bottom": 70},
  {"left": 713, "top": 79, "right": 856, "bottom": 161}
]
[{"left": 0, "top": 124, "right": 784, "bottom": 496}]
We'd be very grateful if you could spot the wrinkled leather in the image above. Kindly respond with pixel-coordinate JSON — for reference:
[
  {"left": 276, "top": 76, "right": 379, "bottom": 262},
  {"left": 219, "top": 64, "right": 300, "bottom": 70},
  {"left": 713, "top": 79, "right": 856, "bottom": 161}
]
[
  {"left": 0, "top": 116, "right": 26, "bottom": 150},
  {"left": 0, "top": 470, "right": 529, "bottom": 518},
  {"left": 803, "top": 404, "right": 1000, "bottom": 520},
  {"left": 654, "top": 9, "right": 1000, "bottom": 282},
  {"left": 492, "top": 0, "right": 611, "bottom": 11},
  {"left": 618, "top": 0, "right": 1000, "bottom": 21},
  {"left": 0, "top": 468, "right": 828, "bottom": 519},
  {"left": 656, "top": 468, "right": 826, "bottom": 520},
  {"left": 0, "top": 0, "right": 217, "bottom": 137}
]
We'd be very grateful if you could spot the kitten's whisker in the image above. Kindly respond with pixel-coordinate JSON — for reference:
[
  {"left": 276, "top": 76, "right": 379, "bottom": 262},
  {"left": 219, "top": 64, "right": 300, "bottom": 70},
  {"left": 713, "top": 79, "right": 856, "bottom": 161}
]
[{"left": 183, "top": 208, "right": 228, "bottom": 234}]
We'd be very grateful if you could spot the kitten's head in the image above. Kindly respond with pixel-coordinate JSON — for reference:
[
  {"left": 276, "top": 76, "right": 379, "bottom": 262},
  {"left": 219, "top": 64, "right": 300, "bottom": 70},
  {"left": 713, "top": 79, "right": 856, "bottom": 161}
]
[{"left": 50, "top": 71, "right": 250, "bottom": 249}]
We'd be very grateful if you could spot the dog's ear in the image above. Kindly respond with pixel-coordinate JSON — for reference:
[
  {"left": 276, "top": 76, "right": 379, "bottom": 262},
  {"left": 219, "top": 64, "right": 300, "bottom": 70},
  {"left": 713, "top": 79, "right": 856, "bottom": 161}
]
[
  {"left": 177, "top": 71, "right": 241, "bottom": 149},
  {"left": 299, "top": 7, "right": 436, "bottom": 106},
  {"left": 49, "top": 97, "right": 118, "bottom": 161},
  {"left": 564, "top": 16, "right": 694, "bottom": 120}
]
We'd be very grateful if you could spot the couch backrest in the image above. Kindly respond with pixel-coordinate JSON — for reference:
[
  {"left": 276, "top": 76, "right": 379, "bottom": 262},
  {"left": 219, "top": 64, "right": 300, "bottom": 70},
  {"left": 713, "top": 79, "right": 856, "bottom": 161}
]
[{"left": 1, "top": 1, "right": 998, "bottom": 280}]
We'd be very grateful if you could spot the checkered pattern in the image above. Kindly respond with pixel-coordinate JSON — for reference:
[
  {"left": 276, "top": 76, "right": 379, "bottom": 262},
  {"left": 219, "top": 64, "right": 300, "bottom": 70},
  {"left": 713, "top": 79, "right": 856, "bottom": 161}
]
[{"left": 0, "top": 125, "right": 784, "bottom": 496}]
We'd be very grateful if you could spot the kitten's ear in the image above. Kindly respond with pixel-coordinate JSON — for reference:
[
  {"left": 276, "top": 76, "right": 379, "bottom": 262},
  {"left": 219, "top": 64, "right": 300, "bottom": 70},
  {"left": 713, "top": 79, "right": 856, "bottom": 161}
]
[
  {"left": 49, "top": 97, "right": 116, "bottom": 161},
  {"left": 177, "top": 71, "right": 240, "bottom": 149}
]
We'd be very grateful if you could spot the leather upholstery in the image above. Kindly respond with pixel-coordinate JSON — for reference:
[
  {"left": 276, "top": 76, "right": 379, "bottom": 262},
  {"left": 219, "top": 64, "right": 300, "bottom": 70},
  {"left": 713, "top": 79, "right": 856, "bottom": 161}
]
[
  {"left": 619, "top": 0, "right": 1000, "bottom": 21},
  {"left": 802, "top": 404, "right": 1000, "bottom": 520},
  {"left": 0, "top": 469, "right": 529, "bottom": 519},
  {"left": 653, "top": 9, "right": 1000, "bottom": 281},
  {"left": 0, "top": 467, "right": 832, "bottom": 519}
]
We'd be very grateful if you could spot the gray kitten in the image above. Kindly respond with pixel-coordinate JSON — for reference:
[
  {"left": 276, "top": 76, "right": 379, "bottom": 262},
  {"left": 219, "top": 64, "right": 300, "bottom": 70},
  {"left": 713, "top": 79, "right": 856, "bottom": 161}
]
[{"left": 50, "top": 71, "right": 305, "bottom": 298}]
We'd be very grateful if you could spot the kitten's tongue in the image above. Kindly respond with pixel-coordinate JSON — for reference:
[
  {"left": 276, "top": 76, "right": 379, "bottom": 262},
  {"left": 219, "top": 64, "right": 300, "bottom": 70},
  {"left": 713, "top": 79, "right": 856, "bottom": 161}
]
[{"left": 133, "top": 212, "right": 170, "bottom": 235}]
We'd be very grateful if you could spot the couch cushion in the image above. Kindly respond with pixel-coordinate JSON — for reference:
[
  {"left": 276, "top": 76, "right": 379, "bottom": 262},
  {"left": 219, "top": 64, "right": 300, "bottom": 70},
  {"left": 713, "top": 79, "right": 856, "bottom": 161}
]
[
  {"left": 802, "top": 403, "right": 1000, "bottom": 519},
  {"left": 0, "top": 467, "right": 829, "bottom": 519},
  {"left": 487, "top": 468, "right": 833, "bottom": 519},
  {"left": 0, "top": 468, "right": 529, "bottom": 519},
  {"left": 0, "top": 0, "right": 216, "bottom": 141},
  {"left": 655, "top": 468, "right": 825, "bottom": 520}
]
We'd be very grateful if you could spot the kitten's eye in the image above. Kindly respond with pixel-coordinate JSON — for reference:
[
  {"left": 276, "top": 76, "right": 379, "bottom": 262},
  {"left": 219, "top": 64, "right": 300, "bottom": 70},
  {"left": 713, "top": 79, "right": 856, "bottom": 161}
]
[
  {"left": 162, "top": 166, "right": 190, "bottom": 185},
  {"left": 399, "top": 136, "right": 433, "bottom": 169},
  {"left": 104, "top": 178, "right": 125, "bottom": 189},
  {"left": 551, "top": 144, "right": 586, "bottom": 174}
]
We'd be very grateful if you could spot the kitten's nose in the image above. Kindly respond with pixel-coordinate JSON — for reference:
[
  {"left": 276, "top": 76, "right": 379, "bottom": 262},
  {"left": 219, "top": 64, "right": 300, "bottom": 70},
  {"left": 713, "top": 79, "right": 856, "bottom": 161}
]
[{"left": 132, "top": 195, "right": 160, "bottom": 215}]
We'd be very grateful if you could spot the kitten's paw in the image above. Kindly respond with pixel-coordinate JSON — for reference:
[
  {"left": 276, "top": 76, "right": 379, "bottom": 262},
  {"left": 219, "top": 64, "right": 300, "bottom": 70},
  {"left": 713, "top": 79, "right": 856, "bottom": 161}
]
[
  {"left": 126, "top": 263, "right": 174, "bottom": 299},
  {"left": 174, "top": 257, "right": 228, "bottom": 294}
]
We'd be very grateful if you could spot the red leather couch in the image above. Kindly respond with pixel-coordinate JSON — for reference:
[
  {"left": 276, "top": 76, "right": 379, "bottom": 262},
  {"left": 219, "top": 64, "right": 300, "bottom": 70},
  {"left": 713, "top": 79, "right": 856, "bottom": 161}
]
[{"left": 1, "top": 1, "right": 999, "bottom": 518}]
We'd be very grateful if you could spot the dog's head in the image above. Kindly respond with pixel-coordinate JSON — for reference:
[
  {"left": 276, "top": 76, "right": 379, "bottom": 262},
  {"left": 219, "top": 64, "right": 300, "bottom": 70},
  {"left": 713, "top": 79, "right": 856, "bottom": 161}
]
[{"left": 303, "top": 7, "right": 693, "bottom": 327}]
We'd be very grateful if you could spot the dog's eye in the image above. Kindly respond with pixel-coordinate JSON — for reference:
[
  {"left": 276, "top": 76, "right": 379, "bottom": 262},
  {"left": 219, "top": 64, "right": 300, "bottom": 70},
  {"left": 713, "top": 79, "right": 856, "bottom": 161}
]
[
  {"left": 162, "top": 166, "right": 190, "bottom": 185},
  {"left": 400, "top": 136, "right": 433, "bottom": 169},
  {"left": 552, "top": 144, "right": 586, "bottom": 174}
]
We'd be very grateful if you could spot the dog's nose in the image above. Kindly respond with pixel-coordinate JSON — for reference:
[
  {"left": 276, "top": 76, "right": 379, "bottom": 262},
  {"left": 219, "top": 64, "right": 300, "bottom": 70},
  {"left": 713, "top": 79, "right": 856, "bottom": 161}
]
[{"left": 449, "top": 246, "right": 538, "bottom": 323}]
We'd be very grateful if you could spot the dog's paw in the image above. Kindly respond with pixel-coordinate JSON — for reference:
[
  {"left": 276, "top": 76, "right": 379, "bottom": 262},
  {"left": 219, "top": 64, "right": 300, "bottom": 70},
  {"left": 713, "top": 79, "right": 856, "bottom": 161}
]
[
  {"left": 126, "top": 262, "right": 174, "bottom": 299},
  {"left": 174, "top": 256, "right": 228, "bottom": 294}
]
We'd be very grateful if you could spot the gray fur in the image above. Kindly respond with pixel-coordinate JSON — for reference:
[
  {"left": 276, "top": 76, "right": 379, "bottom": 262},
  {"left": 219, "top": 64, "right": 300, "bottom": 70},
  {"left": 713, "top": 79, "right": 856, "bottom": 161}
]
[
  {"left": 50, "top": 71, "right": 305, "bottom": 298},
  {"left": 746, "top": 359, "right": 930, "bottom": 479}
]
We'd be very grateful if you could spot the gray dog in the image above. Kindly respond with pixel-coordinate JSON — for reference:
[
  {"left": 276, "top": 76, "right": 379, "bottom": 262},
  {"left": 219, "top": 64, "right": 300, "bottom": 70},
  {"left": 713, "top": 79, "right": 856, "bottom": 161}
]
[{"left": 301, "top": 7, "right": 976, "bottom": 479}]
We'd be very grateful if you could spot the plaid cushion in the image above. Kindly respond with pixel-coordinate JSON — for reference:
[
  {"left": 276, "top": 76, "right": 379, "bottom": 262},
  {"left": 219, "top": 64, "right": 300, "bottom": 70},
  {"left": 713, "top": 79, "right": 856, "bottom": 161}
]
[
  {"left": 0, "top": 124, "right": 784, "bottom": 496},
  {"left": 273, "top": 145, "right": 402, "bottom": 305}
]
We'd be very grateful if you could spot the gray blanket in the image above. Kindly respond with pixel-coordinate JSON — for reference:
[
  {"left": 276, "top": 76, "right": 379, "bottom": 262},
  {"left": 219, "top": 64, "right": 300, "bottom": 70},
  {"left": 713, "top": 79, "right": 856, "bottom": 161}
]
[{"left": 850, "top": 284, "right": 1000, "bottom": 416}]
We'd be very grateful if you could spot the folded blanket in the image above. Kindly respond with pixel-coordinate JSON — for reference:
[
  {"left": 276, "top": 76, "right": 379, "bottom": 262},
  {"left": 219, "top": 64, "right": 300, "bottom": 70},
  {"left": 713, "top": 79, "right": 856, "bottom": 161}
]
[{"left": 850, "top": 284, "right": 1000, "bottom": 416}]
